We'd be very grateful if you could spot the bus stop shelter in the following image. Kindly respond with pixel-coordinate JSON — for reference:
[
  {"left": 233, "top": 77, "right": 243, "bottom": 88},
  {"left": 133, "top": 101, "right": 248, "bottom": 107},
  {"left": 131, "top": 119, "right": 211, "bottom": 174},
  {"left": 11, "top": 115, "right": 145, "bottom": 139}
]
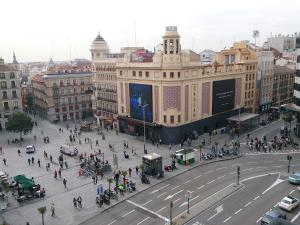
[{"left": 227, "top": 113, "right": 259, "bottom": 134}]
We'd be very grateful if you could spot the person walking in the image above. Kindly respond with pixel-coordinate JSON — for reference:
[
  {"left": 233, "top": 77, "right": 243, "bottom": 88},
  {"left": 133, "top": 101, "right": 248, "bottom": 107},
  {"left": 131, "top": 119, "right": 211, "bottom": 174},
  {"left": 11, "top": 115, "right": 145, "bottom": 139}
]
[
  {"left": 17, "top": 149, "right": 21, "bottom": 156},
  {"left": 92, "top": 175, "right": 96, "bottom": 184},
  {"left": 54, "top": 170, "right": 57, "bottom": 179},
  {"left": 28, "top": 158, "right": 31, "bottom": 165},
  {"left": 50, "top": 155, "right": 53, "bottom": 163},
  {"left": 73, "top": 197, "right": 77, "bottom": 207},
  {"left": 77, "top": 196, "right": 82, "bottom": 208},
  {"left": 31, "top": 157, "right": 34, "bottom": 164},
  {"left": 63, "top": 178, "right": 67, "bottom": 189},
  {"left": 95, "top": 175, "right": 98, "bottom": 184},
  {"left": 135, "top": 166, "right": 139, "bottom": 175},
  {"left": 37, "top": 159, "right": 41, "bottom": 167},
  {"left": 3, "top": 158, "right": 6, "bottom": 166},
  {"left": 58, "top": 168, "right": 62, "bottom": 178},
  {"left": 50, "top": 203, "right": 55, "bottom": 217},
  {"left": 128, "top": 168, "right": 132, "bottom": 177}
]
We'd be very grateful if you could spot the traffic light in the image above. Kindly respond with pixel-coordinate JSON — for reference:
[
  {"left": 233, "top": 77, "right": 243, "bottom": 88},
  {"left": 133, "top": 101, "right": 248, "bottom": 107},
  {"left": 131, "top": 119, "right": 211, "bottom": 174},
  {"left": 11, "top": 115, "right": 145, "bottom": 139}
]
[{"left": 287, "top": 155, "right": 292, "bottom": 161}]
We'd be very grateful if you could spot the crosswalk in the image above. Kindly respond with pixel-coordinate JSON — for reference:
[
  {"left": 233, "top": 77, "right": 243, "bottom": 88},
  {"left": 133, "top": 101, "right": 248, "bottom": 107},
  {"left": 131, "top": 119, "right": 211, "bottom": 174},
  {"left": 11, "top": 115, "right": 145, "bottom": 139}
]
[{"left": 245, "top": 149, "right": 300, "bottom": 155}]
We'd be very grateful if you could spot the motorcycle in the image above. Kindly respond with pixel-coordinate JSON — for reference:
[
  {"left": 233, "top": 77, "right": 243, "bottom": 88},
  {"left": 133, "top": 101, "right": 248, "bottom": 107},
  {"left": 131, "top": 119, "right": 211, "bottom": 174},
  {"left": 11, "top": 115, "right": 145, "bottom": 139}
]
[{"left": 140, "top": 174, "right": 150, "bottom": 184}]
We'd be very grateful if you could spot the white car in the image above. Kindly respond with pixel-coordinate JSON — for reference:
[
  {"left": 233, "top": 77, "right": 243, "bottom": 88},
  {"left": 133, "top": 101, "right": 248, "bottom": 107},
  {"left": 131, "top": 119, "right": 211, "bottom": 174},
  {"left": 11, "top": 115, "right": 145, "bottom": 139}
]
[
  {"left": 26, "top": 145, "right": 35, "bottom": 153},
  {"left": 279, "top": 196, "right": 299, "bottom": 211}
]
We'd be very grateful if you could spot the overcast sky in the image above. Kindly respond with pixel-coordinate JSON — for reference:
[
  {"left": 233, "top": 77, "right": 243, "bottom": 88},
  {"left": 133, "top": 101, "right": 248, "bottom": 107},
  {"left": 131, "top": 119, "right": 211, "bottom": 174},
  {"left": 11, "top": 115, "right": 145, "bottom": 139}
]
[{"left": 1, "top": 0, "right": 299, "bottom": 62}]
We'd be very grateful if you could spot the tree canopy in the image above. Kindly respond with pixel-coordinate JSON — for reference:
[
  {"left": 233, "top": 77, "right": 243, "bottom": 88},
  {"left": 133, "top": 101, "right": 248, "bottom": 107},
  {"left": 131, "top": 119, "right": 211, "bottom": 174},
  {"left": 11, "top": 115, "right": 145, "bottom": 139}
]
[{"left": 6, "top": 112, "right": 33, "bottom": 137}]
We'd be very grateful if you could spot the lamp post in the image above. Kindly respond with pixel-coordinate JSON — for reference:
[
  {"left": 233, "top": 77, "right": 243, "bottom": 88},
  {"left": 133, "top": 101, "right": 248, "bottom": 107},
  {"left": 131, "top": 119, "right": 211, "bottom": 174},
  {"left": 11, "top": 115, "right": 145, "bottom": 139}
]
[{"left": 141, "top": 104, "right": 149, "bottom": 154}]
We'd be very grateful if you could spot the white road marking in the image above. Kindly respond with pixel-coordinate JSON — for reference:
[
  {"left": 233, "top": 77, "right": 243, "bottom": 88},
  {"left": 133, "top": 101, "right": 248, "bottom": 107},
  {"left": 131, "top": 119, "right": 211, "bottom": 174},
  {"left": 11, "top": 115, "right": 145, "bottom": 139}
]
[
  {"left": 173, "top": 198, "right": 181, "bottom": 203},
  {"left": 256, "top": 217, "right": 262, "bottom": 223},
  {"left": 217, "top": 175, "right": 226, "bottom": 179},
  {"left": 272, "top": 165, "right": 283, "bottom": 168},
  {"left": 122, "top": 210, "right": 135, "bottom": 217},
  {"left": 171, "top": 185, "right": 180, "bottom": 190},
  {"left": 242, "top": 168, "right": 253, "bottom": 172},
  {"left": 137, "top": 217, "right": 149, "bottom": 225},
  {"left": 142, "top": 200, "right": 152, "bottom": 206},
  {"left": 193, "top": 175, "right": 202, "bottom": 179},
  {"left": 150, "top": 184, "right": 170, "bottom": 194},
  {"left": 274, "top": 202, "right": 280, "bottom": 207},
  {"left": 231, "top": 164, "right": 240, "bottom": 167},
  {"left": 262, "top": 175, "right": 284, "bottom": 195},
  {"left": 164, "top": 189, "right": 184, "bottom": 200},
  {"left": 253, "top": 196, "right": 260, "bottom": 201},
  {"left": 263, "top": 161, "right": 272, "bottom": 163},
  {"left": 179, "top": 195, "right": 200, "bottom": 207},
  {"left": 204, "top": 170, "right": 214, "bottom": 174},
  {"left": 290, "top": 190, "right": 295, "bottom": 194},
  {"left": 207, "top": 180, "right": 215, "bottom": 184},
  {"left": 256, "top": 166, "right": 267, "bottom": 169},
  {"left": 107, "top": 220, "right": 116, "bottom": 225},
  {"left": 244, "top": 201, "right": 252, "bottom": 207},
  {"left": 157, "top": 192, "right": 167, "bottom": 198},
  {"left": 207, "top": 205, "right": 223, "bottom": 221},
  {"left": 197, "top": 185, "right": 205, "bottom": 190},
  {"left": 184, "top": 179, "right": 191, "bottom": 184},
  {"left": 248, "top": 162, "right": 258, "bottom": 164},
  {"left": 234, "top": 208, "right": 242, "bottom": 214},
  {"left": 156, "top": 206, "right": 166, "bottom": 213},
  {"left": 291, "top": 210, "right": 300, "bottom": 223},
  {"left": 223, "top": 216, "right": 232, "bottom": 223}
]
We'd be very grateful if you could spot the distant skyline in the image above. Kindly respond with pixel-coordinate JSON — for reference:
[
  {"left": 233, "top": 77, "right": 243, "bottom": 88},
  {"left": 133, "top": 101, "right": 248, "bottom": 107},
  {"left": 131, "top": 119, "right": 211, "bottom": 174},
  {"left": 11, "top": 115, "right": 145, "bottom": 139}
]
[{"left": 1, "top": 0, "right": 299, "bottom": 62}]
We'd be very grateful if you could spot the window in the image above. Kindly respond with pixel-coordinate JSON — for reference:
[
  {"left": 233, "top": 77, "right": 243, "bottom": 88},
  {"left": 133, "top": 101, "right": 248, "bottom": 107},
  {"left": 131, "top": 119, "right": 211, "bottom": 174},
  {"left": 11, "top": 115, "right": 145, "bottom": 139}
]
[
  {"left": 11, "top": 81, "right": 16, "bottom": 88},
  {"left": 252, "top": 74, "right": 255, "bottom": 80},
  {"left": 82, "top": 103, "right": 86, "bottom": 109},
  {"left": 80, "top": 79, "right": 84, "bottom": 85},
  {"left": 9, "top": 72, "right": 15, "bottom": 79},
  {"left": 246, "top": 74, "right": 248, "bottom": 81},
  {"left": 69, "top": 105, "right": 73, "bottom": 110},
  {"left": 3, "top": 102, "right": 9, "bottom": 110},
  {"left": 75, "top": 104, "right": 79, "bottom": 110},
  {"left": 68, "top": 97, "right": 72, "bottom": 103},
  {"left": 0, "top": 73, "right": 5, "bottom": 79},
  {"left": 246, "top": 66, "right": 249, "bottom": 70},
  {"left": 245, "top": 84, "right": 247, "bottom": 90},
  {"left": 138, "top": 71, "right": 142, "bottom": 77},
  {"left": 252, "top": 82, "right": 254, "bottom": 88},
  {"left": 169, "top": 40, "right": 174, "bottom": 54},
  {"left": 178, "top": 115, "right": 181, "bottom": 123},
  {"left": 61, "top": 88, "right": 64, "bottom": 94},
  {"left": 145, "top": 71, "right": 149, "bottom": 77},
  {"left": 163, "top": 72, "right": 166, "bottom": 78},
  {"left": 132, "top": 71, "right": 136, "bottom": 77},
  {"left": 81, "top": 87, "right": 84, "bottom": 93},
  {"left": 13, "top": 101, "right": 18, "bottom": 109},
  {"left": 121, "top": 106, "right": 124, "bottom": 113},
  {"left": 164, "top": 115, "right": 167, "bottom": 123},
  {"left": 75, "top": 97, "right": 78, "bottom": 102},
  {"left": 120, "top": 71, "right": 123, "bottom": 76},
  {"left": 73, "top": 80, "right": 76, "bottom": 85},
  {"left": 60, "top": 80, "right": 64, "bottom": 86},
  {"left": 164, "top": 40, "right": 168, "bottom": 54},
  {"left": 74, "top": 88, "right": 76, "bottom": 93},
  {"left": 66, "top": 80, "right": 70, "bottom": 85},
  {"left": 170, "top": 115, "right": 174, "bottom": 124},
  {"left": 55, "top": 108, "right": 60, "bottom": 113},
  {"left": 12, "top": 90, "right": 17, "bottom": 98},
  {"left": 178, "top": 72, "right": 181, "bottom": 78},
  {"left": 170, "top": 72, "right": 174, "bottom": 78},
  {"left": 2, "top": 91, "right": 7, "bottom": 99},
  {"left": 1, "top": 81, "right": 7, "bottom": 89}
]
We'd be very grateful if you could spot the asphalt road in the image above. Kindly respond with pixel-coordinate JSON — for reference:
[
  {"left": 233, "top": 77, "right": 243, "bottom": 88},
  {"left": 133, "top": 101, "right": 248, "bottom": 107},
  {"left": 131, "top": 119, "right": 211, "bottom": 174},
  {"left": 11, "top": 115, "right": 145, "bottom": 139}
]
[{"left": 81, "top": 152, "right": 300, "bottom": 225}]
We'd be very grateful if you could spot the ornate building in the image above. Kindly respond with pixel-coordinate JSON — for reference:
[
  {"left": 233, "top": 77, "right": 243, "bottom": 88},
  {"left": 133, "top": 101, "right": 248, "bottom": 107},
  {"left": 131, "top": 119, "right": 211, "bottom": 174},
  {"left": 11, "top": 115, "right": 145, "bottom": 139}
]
[
  {"left": 116, "top": 26, "right": 250, "bottom": 143},
  {"left": 0, "top": 58, "right": 22, "bottom": 130}
]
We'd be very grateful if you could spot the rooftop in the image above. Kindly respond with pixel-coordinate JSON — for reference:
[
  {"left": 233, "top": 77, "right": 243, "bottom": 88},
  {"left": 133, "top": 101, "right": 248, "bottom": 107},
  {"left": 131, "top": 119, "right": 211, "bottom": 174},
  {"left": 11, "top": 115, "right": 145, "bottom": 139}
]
[{"left": 274, "top": 65, "right": 295, "bottom": 74}]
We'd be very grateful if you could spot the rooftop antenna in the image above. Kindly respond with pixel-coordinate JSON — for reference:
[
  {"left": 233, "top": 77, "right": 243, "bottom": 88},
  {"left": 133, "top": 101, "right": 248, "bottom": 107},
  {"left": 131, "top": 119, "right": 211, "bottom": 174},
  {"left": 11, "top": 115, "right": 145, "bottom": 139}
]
[{"left": 253, "top": 30, "right": 260, "bottom": 46}]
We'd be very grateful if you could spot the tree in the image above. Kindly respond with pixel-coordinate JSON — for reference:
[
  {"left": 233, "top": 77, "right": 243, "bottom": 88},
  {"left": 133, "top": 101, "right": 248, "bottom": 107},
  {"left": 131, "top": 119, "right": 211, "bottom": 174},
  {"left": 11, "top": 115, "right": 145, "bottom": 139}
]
[
  {"left": 198, "top": 144, "right": 203, "bottom": 161},
  {"left": 38, "top": 206, "right": 47, "bottom": 225},
  {"left": 139, "top": 164, "right": 145, "bottom": 175},
  {"left": 6, "top": 112, "right": 33, "bottom": 139},
  {"left": 121, "top": 171, "right": 128, "bottom": 186},
  {"left": 107, "top": 177, "right": 113, "bottom": 192}
]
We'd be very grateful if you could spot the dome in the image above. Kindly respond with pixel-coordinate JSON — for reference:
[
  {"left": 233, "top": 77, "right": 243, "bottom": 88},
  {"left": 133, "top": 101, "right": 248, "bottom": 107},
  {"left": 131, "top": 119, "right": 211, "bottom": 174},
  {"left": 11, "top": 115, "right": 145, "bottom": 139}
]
[{"left": 94, "top": 33, "right": 105, "bottom": 42}]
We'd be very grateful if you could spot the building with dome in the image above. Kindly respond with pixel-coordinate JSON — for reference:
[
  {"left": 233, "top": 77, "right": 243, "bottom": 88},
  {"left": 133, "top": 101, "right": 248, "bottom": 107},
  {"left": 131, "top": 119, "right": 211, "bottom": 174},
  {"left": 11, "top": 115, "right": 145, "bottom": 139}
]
[{"left": 116, "top": 26, "right": 256, "bottom": 144}]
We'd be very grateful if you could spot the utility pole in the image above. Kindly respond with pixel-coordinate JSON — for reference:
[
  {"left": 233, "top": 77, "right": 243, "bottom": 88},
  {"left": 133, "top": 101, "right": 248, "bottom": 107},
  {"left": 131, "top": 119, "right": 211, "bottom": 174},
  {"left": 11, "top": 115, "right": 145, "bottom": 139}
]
[
  {"left": 237, "top": 165, "right": 240, "bottom": 185},
  {"left": 287, "top": 155, "right": 292, "bottom": 173},
  {"left": 169, "top": 201, "right": 173, "bottom": 225},
  {"left": 141, "top": 104, "right": 148, "bottom": 154}
]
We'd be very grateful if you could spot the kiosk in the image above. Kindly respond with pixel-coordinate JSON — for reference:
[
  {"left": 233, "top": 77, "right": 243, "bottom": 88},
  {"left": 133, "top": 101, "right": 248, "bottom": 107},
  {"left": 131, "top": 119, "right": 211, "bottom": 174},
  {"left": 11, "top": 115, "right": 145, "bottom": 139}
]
[{"left": 142, "top": 153, "right": 162, "bottom": 176}]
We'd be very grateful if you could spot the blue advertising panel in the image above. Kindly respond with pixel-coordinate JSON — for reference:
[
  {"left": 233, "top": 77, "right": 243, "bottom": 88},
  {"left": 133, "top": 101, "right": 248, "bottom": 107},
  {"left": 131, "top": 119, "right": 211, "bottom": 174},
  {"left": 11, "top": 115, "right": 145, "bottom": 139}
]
[{"left": 129, "top": 83, "right": 153, "bottom": 122}]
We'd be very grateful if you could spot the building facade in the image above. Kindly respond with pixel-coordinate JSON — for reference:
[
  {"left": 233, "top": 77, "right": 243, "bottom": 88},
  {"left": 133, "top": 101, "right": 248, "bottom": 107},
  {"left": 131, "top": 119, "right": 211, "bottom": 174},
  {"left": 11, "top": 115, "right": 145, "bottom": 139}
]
[
  {"left": 272, "top": 65, "right": 295, "bottom": 106},
  {"left": 116, "top": 26, "right": 250, "bottom": 143},
  {"left": 31, "top": 66, "right": 93, "bottom": 122},
  {"left": 266, "top": 33, "right": 299, "bottom": 53},
  {"left": 0, "top": 58, "right": 22, "bottom": 130}
]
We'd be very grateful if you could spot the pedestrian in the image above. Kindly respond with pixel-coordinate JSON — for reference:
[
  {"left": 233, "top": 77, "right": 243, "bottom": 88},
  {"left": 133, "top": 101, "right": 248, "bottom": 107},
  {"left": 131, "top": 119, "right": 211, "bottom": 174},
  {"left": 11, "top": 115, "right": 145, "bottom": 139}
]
[
  {"left": 31, "top": 157, "right": 34, "bottom": 164},
  {"left": 54, "top": 170, "right": 57, "bottom": 179},
  {"left": 95, "top": 175, "right": 98, "bottom": 184},
  {"left": 136, "top": 166, "right": 139, "bottom": 175},
  {"left": 3, "top": 158, "right": 6, "bottom": 166},
  {"left": 17, "top": 149, "right": 21, "bottom": 156},
  {"left": 129, "top": 168, "right": 132, "bottom": 177},
  {"left": 50, "top": 203, "right": 55, "bottom": 217},
  {"left": 63, "top": 178, "right": 67, "bottom": 188},
  {"left": 26, "top": 222, "right": 30, "bottom": 225},
  {"left": 34, "top": 135, "right": 36, "bottom": 142},
  {"left": 73, "top": 197, "right": 77, "bottom": 207},
  {"left": 92, "top": 175, "right": 95, "bottom": 184},
  {"left": 38, "top": 159, "right": 41, "bottom": 167},
  {"left": 100, "top": 171, "right": 104, "bottom": 179},
  {"left": 41, "top": 129, "right": 43, "bottom": 136},
  {"left": 50, "top": 155, "right": 53, "bottom": 163},
  {"left": 58, "top": 168, "right": 62, "bottom": 178},
  {"left": 28, "top": 158, "right": 31, "bottom": 165},
  {"left": 77, "top": 196, "right": 82, "bottom": 208}
]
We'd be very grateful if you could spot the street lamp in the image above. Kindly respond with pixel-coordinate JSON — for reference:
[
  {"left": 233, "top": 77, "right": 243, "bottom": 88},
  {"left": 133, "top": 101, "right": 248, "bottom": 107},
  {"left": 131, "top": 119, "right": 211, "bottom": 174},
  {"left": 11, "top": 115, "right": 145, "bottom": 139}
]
[{"left": 140, "top": 104, "right": 149, "bottom": 154}]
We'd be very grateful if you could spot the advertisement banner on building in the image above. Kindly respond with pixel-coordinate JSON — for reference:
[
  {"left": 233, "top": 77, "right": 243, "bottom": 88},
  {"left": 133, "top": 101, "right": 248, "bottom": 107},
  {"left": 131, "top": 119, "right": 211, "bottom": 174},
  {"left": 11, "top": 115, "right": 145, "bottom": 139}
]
[
  {"left": 212, "top": 79, "right": 235, "bottom": 114},
  {"left": 129, "top": 83, "right": 153, "bottom": 122}
]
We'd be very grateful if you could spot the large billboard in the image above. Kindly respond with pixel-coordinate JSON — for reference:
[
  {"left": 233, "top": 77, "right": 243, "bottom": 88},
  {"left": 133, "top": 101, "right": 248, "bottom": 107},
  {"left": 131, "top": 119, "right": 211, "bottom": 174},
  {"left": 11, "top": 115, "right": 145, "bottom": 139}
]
[
  {"left": 212, "top": 79, "right": 235, "bottom": 114},
  {"left": 129, "top": 83, "right": 153, "bottom": 122}
]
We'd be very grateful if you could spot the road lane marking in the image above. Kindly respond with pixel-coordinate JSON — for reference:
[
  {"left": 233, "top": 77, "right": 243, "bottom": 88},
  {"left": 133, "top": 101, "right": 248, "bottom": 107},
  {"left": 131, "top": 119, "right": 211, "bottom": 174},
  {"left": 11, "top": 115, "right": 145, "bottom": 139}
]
[
  {"left": 157, "top": 192, "right": 167, "bottom": 198},
  {"left": 244, "top": 201, "right": 252, "bottom": 207},
  {"left": 179, "top": 195, "right": 200, "bottom": 207},
  {"left": 184, "top": 179, "right": 191, "bottom": 184},
  {"left": 290, "top": 190, "right": 295, "bottom": 194},
  {"left": 234, "top": 208, "right": 242, "bottom": 214},
  {"left": 107, "top": 220, "right": 116, "bottom": 225},
  {"left": 122, "top": 210, "right": 135, "bottom": 217},
  {"left": 164, "top": 189, "right": 184, "bottom": 200},
  {"left": 173, "top": 198, "right": 181, "bottom": 203},
  {"left": 217, "top": 175, "right": 226, "bottom": 179},
  {"left": 253, "top": 196, "right": 260, "bottom": 201},
  {"left": 193, "top": 175, "right": 202, "bottom": 179},
  {"left": 207, "top": 180, "right": 215, "bottom": 184},
  {"left": 137, "top": 217, "right": 149, "bottom": 225},
  {"left": 171, "top": 185, "right": 180, "bottom": 190},
  {"left": 256, "top": 217, "right": 262, "bottom": 223},
  {"left": 207, "top": 205, "right": 223, "bottom": 221},
  {"left": 142, "top": 200, "right": 152, "bottom": 206},
  {"left": 263, "top": 161, "right": 272, "bottom": 163},
  {"left": 204, "top": 170, "right": 214, "bottom": 174},
  {"left": 197, "top": 185, "right": 205, "bottom": 190},
  {"left": 150, "top": 184, "right": 170, "bottom": 194},
  {"left": 262, "top": 175, "right": 284, "bottom": 195},
  {"left": 156, "top": 206, "right": 166, "bottom": 213},
  {"left": 248, "top": 162, "right": 258, "bottom": 164},
  {"left": 291, "top": 210, "right": 300, "bottom": 223},
  {"left": 256, "top": 166, "right": 267, "bottom": 169},
  {"left": 223, "top": 216, "right": 232, "bottom": 223},
  {"left": 216, "top": 167, "right": 227, "bottom": 171},
  {"left": 242, "top": 168, "right": 253, "bottom": 172},
  {"left": 274, "top": 202, "right": 279, "bottom": 207},
  {"left": 272, "top": 165, "right": 283, "bottom": 168}
]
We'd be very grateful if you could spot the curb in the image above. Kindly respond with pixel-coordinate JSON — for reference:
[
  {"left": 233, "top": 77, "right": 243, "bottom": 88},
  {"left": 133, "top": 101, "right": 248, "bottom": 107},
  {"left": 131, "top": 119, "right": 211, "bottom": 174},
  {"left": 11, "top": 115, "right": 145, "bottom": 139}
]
[{"left": 79, "top": 154, "right": 242, "bottom": 224}]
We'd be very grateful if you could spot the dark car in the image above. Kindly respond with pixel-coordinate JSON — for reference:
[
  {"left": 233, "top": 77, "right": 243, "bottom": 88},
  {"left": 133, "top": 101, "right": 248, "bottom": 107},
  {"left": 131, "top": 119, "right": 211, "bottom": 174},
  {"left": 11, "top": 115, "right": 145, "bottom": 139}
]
[{"left": 261, "top": 210, "right": 286, "bottom": 225}]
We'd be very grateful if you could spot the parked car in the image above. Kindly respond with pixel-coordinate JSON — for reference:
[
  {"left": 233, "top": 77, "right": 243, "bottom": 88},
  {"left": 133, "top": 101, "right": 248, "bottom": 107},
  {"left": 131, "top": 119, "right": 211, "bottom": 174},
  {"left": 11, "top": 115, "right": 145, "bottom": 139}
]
[
  {"left": 26, "top": 145, "right": 35, "bottom": 153},
  {"left": 288, "top": 173, "right": 300, "bottom": 185},
  {"left": 261, "top": 210, "right": 286, "bottom": 225},
  {"left": 279, "top": 196, "right": 299, "bottom": 211}
]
